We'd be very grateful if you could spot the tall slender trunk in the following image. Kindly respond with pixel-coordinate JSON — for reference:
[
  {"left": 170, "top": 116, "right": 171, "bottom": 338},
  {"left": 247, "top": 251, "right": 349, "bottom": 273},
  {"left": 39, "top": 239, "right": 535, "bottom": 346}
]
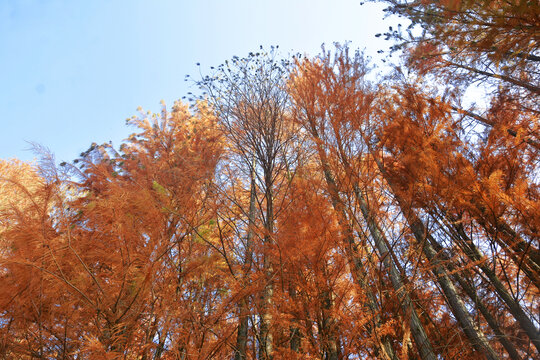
[
  {"left": 234, "top": 166, "right": 257, "bottom": 360},
  {"left": 381, "top": 190, "right": 501, "bottom": 358},
  {"left": 367, "top": 156, "right": 500, "bottom": 359},
  {"left": 304, "top": 119, "right": 406, "bottom": 360},
  {"left": 259, "top": 255, "right": 274, "bottom": 360},
  {"left": 445, "top": 214, "right": 540, "bottom": 354},
  {"left": 469, "top": 201, "right": 540, "bottom": 290},
  {"left": 397, "top": 204, "right": 500, "bottom": 359},
  {"left": 234, "top": 298, "right": 249, "bottom": 360},
  {"left": 368, "top": 140, "right": 537, "bottom": 355},
  {"left": 322, "top": 127, "right": 436, "bottom": 359},
  {"left": 259, "top": 174, "right": 274, "bottom": 360},
  {"left": 429, "top": 238, "right": 522, "bottom": 359},
  {"left": 343, "top": 230, "right": 398, "bottom": 360},
  {"left": 322, "top": 166, "right": 398, "bottom": 359},
  {"left": 353, "top": 185, "right": 436, "bottom": 360},
  {"left": 343, "top": 225, "right": 398, "bottom": 360},
  {"left": 289, "top": 281, "right": 301, "bottom": 353},
  {"left": 321, "top": 267, "right": 338, "bottom": 360}
]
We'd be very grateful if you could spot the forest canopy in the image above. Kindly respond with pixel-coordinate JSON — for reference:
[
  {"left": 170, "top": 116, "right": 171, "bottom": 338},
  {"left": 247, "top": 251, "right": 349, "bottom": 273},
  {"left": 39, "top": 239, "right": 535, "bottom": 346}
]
[{"left": 1, "top": 1, "right": 538, "bottom": 359}]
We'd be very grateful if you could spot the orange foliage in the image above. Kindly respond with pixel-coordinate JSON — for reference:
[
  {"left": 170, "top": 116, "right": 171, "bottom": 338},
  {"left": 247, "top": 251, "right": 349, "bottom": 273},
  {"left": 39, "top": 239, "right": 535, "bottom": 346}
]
[{"left": 1, "top": 34, "right": 539, "bottom": 359}]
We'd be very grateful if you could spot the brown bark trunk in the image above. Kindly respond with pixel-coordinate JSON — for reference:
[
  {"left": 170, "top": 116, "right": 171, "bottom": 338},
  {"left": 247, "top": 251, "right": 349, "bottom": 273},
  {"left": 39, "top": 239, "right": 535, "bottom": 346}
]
[
  {"left": 289, "top": 283, "right": 301, "bottom": 353},
  {"left": 353, "top": 185, "right": 436, "bottom": 360},
  {"left": 325, "top": 130, "right": 436, "bottom": 359},
  {"left": 259, "top": 173, "right": 274, "bottom": 360},
  {"left": 470, "top": 202, "right": 540, "bottom": 290},
  {"left": 321, "top": 270, "right": 338, "bottom": 360},
  {"left": 234, "top": 168, "right": 257, "bottom": 360},
  {"left": 310, "top": 116, "right": 402, "bottom": 360},
  {"left": 429, "top": 238, "right": 522, "bottom": 359},
  {"left": 386, "top": 192, "right": 500, "bottom": 359},
  {"left": 448, "top": 216, "right": 540, "bottom": 354}
]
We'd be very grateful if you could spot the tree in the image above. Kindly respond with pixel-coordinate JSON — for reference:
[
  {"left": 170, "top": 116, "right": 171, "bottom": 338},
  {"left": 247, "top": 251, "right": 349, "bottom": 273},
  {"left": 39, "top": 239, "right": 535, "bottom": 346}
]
[
  {"left": 374, "top": 0, "right": 539, "bottom": 147},
  {"left": 197, "top": 49, "right": 297, "bottom": 359},
  {"left": 1, "top": 24, "right": 538, "bottom": 358},
  {"left": 289, "top": 46, "right": 439, "bottom": 359},
  {"left": 289, "top": 43, "right": 538, "bottom": 358},
  {"left": 370, "top": 80, "right": 539, "bottom": 355},
  {"left": 0, "top": 101, "right": 227, "bottom": 359}
]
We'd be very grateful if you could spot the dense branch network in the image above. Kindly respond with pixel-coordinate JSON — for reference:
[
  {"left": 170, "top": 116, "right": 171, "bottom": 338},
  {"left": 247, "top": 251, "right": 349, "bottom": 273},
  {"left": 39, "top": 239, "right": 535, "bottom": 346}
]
[{"left": 0, "top": 2, "right": 538, "bottom": 359}]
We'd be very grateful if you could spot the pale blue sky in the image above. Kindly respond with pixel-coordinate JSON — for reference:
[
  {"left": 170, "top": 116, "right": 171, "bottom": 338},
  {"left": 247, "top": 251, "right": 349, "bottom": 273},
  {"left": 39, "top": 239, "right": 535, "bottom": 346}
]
[{"left": 0, "top": 0, "right": 396, "bottom": 162}]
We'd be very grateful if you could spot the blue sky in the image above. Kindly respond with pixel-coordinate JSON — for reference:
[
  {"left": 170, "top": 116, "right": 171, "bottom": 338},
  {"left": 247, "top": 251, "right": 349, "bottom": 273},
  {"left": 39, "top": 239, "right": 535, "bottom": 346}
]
[{"left": 0, "top": 0, "right": 396, "bottom": 163}]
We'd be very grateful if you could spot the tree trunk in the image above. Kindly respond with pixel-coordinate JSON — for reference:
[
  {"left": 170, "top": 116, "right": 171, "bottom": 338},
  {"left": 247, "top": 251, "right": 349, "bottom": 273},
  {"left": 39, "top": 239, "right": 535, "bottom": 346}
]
[
  {"left": 323, "top": 131, "right": 436, "bottom": 359},
  {"left": 353, "top": 185, "right": 436, "bottom": 360},
  {"left": 321, "top": 273, "right": 338, "bottom": 360},
  {"left": 447, "top": 216, "right": 540, "bottom": 354},
  {"left": 429, "top": 239, "right": 522, "bottom": 359},
  {"left": 289, "top": 282, "right": 301, "bottom": 353},
  {"left": 304, "top": 119, "right": 405, "bottom": 360},
  {"left": 383, "top": 189, "right": 500, "bottom": 359},
  {"left": 234, "top": 168, "right": 257, "bottom": 360},
  {"left": 259, "top": 174, "right": 274, "bottom": 360},
  {"left": 469, "top": 201, "right": 540, "bottom": 290}
]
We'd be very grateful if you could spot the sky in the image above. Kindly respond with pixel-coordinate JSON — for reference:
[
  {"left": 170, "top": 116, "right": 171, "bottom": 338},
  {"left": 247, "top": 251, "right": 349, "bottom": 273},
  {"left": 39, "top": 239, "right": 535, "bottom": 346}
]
[{"left": 0, "top": 0, "right": 398, "bottom": 163}]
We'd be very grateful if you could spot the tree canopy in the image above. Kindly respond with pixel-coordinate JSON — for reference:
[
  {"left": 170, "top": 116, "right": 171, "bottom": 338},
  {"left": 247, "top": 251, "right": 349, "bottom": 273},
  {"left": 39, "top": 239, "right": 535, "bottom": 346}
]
[{"left": 1, "top": 2, "right": 538, "bottom": 359}]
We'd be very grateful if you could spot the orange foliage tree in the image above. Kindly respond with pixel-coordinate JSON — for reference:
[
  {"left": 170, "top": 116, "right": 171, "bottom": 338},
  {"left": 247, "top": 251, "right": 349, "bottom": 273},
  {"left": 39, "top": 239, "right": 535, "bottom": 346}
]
[{"left": 1, "top": 3, "right": 539, "bottom": 355}]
